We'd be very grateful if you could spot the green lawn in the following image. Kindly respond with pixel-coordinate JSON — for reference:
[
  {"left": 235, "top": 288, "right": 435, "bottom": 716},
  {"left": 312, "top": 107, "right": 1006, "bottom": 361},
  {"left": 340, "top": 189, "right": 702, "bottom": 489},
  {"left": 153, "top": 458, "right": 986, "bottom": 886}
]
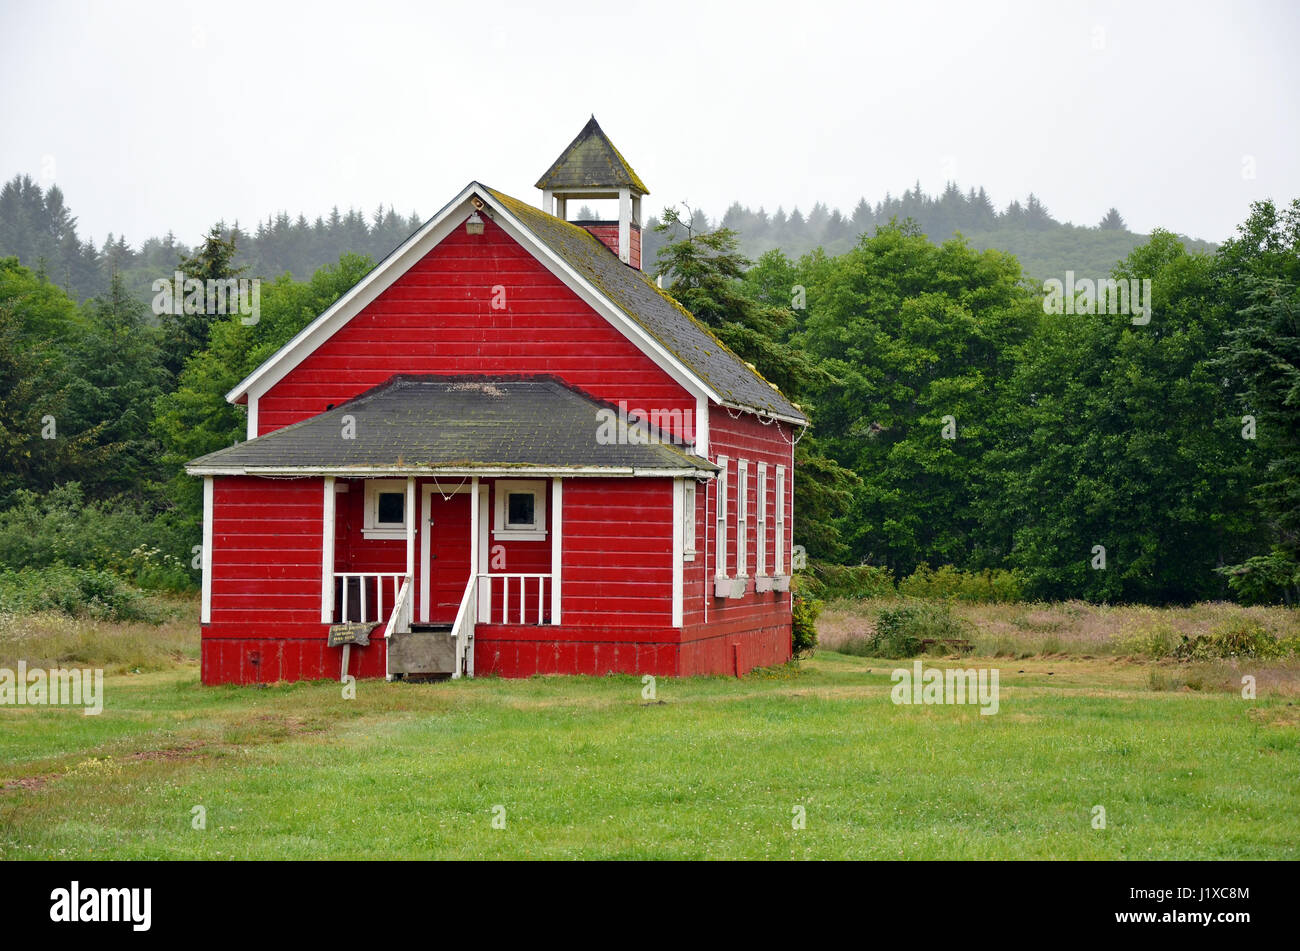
[{"left": 2, "top": 652, "right": 1298, "bottom": 859}]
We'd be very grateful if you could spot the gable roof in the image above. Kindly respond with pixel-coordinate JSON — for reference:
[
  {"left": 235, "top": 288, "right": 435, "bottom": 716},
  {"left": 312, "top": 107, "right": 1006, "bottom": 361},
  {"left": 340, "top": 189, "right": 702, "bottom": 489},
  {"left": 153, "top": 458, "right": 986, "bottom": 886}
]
[
  {"left": 225, "top": 182, "right": 807, "bottom": 426},
  {"left": 190, "top": 375, "right": 715, "bottom": 476},
  {"left": 487, "top": 189, "right": 806, "bottom": 423},
  {"left": 535, "top": 117, "right": 649, "bottom": 195}
]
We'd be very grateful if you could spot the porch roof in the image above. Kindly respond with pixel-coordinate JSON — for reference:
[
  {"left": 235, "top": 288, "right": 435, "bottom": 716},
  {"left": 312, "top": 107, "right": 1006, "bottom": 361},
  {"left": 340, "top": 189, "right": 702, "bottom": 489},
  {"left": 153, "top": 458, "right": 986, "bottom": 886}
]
[{"left": 186, "top": 375, "right": 718, "bottom": 477}]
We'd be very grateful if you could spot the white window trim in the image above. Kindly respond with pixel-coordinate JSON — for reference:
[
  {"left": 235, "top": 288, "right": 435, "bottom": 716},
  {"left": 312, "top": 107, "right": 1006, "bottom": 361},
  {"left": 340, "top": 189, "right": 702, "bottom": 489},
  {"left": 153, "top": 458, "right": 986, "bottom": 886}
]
[
  {"left": 756, "top": 462, "right": 768, "bottom": 578},
  {"left": 775, "top": 465, "right": 787, "bottom": 576},
  {"left": 715, "top": 456, "right": 729, "bottom": 579},
  {"left": 683, "top": 481, "right": 697, "bottom": 561},
  {"left": 672, "top": 478, "right": 684, "bottom": 627},
  {"left": 363, "top": 478, "right": 410, "bottom": 540},
  {"left": 493, "top": 479, "right": 547, "bottom": 541},
  {"left": 737, "top": 460, "right": 749, "bottom": 579}
]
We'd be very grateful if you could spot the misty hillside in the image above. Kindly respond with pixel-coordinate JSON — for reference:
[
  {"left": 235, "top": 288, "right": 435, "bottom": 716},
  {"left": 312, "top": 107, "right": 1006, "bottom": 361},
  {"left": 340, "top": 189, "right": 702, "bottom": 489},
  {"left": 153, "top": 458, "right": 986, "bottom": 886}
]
[
  {"left": 642, "top": 184, "right": 1218, "bottom": 281},
  {"left": 0, "top": 173, "right": 1216, "bottom": 308}
]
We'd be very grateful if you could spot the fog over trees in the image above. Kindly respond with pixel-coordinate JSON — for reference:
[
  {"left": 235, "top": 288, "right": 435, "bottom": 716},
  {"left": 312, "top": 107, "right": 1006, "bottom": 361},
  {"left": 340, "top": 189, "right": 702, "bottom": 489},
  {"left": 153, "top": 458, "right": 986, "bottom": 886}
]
[{"left": 0, "top": 170, "right": 1294, "bottom": 606}]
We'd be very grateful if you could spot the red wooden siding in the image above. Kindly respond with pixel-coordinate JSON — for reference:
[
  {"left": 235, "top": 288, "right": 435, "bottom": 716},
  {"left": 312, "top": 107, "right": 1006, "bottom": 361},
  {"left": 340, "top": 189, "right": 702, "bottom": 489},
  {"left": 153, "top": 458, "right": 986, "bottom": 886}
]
[
  {"left": 475, "top": 624, "right": 678, "bottom": 678},
  {"left": 561, "top": 478, "right": 673, "bottom": 626},
  {"left": 208, "top": 476, "right": 322, "bottom": 630},
  {"left": 682, "top": 408, "right": 795, "bottom": 669},
  {"left": 256, "top": 217, "right": 691, "bottom": 443},
  {"left": 203, "top": 475, "right": 385, "bottom": 684}
]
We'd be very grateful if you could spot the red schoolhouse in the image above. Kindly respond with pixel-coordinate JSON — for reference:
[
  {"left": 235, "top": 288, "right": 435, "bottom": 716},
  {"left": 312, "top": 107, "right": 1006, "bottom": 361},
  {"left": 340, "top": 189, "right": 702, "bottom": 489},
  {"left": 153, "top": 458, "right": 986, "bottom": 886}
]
[{"left": 188, "top": 118, "right": 806, "bottom": 684}]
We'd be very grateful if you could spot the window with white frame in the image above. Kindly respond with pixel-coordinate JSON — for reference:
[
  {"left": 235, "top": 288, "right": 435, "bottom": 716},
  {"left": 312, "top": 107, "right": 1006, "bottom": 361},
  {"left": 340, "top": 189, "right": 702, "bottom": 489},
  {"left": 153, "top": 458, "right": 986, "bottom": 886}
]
[
  {"left": 737, "top": 460, "right": 749, "bottom": 577},
  {"left": 363, "top": 479, "right": 409, "bottom": 539},
  {"left": 775, "top": 465, "right": 787, "bottom": 575},
  {"left": 683, "top": 481, "right": 696, "bottom": 560},
  {"left": 756, "top": 462, "right": 768, "bottom": 577},
  {"left": 715, "top": 456, "right": 728, "bottom": 578},
  {"left": 493, "top": 480, "right": 547, "bottom": 540}
]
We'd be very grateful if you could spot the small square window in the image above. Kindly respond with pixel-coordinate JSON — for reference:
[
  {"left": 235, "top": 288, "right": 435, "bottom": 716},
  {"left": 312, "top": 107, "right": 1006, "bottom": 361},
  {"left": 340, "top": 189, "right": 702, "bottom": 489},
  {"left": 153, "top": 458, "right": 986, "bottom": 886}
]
[
  {"left": 507, "top": 492, "right": 535, "bottom": 528},
  {"left": 363, "top": 479, "right": 409, "bottom": 538},
  {"left": 377, "top": 492, "right": 405, "bottom": 526},
  {"left": 493, "top": 480, "right": 547, "bottom": 539}
]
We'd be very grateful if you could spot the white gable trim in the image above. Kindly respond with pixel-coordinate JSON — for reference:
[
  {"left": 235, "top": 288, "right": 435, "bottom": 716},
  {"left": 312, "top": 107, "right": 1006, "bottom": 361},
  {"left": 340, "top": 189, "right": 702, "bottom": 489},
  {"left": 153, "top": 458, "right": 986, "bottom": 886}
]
[
  {"left": 228, "top": 184, "right": 482, "bottom": 405},
  {"left": 485, "top": 195, "right": 716, "bottom": 408},
  {"left": 226, "top": 182, "right": 720, "bottom": 419}
]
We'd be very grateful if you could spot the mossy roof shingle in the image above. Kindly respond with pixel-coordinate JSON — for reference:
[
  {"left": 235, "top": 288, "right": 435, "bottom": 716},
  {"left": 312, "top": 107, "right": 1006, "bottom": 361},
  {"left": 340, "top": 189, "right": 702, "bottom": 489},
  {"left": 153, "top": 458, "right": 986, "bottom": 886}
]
[
  {"left": 489, "top": 188, "right": 807, "bottom": 423},
  {"left": 534, "top": 117, "right": 649, "bottom": 195},
  {"left": 189, "top": 375, "right": 716, "bottom": 473}
]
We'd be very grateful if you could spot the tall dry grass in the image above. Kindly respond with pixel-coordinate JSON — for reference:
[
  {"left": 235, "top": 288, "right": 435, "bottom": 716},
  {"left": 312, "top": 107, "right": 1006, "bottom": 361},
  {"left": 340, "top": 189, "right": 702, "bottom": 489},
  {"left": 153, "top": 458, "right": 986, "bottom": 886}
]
[
  {"left": 0, "top": 596, "right": 199, "bottom": 674},
  {"left": 818, "top": 598, "right": 1300, "bottom": 657}
]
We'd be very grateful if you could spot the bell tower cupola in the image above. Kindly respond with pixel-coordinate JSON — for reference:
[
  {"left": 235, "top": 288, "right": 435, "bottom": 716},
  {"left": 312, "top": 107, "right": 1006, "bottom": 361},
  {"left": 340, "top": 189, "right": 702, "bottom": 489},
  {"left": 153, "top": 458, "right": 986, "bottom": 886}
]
[{"left": 536, "top": 116, "right": 648, "bottom": 269}]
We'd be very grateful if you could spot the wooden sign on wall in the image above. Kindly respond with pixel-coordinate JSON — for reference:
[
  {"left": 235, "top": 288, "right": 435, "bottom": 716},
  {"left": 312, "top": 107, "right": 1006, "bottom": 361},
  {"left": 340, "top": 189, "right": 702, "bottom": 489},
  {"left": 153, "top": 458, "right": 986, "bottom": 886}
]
[{"left": 327, "top": 622, "right": 375, "bottom": 648}]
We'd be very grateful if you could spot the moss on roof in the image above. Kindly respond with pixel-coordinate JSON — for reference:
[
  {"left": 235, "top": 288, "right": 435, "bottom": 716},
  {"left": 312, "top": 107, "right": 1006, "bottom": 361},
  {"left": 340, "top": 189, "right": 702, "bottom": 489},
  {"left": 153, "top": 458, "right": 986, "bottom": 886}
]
[
  {"left": 190, "top": 375, "right": 718, "bottom": 471},
  {"left": 534, "top": 117, "right": 650, "bottom": 195},
  {"left": 488, "top": 187, "right": 807, "bottom": 423}
]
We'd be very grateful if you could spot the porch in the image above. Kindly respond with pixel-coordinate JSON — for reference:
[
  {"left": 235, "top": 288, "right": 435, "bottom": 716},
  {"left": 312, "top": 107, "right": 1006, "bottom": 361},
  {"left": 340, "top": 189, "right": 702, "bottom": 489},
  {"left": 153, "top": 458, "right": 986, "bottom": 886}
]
[{"left": 324, "top": 474, "right": 563, "bottom": 681}]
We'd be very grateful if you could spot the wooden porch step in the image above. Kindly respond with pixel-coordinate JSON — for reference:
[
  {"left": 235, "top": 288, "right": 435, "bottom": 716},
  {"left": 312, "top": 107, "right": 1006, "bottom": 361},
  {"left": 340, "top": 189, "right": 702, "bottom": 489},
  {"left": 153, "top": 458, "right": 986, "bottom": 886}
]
[{"left": 388, "top": 630, "right": 457, "bottom": 675}]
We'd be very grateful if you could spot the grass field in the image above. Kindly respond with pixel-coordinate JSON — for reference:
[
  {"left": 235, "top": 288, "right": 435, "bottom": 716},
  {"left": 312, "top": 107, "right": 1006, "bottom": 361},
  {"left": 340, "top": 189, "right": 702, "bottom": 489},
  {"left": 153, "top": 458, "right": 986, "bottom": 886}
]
[{"left": 1, "top": 599, "right": 1298, "bottom": 859}]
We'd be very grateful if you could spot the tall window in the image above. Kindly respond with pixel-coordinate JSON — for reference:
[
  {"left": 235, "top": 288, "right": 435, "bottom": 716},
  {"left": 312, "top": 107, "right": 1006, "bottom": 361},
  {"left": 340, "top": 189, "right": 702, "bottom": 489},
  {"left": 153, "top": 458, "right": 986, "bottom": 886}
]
[
  {"left": 683, "top": 481, "right": 697, "bottom": 560},
  {"left": 756, "top": 462, "right": 768, "bottom": 577},
  {"left": 775, "top": 466, "right": 786, "bottom": 575},
  {"left": 737, "top": 461, "right": 749, "bottom": 577},
  {"left": 715, "top": 456, "right": 728, "bottom": 578}
]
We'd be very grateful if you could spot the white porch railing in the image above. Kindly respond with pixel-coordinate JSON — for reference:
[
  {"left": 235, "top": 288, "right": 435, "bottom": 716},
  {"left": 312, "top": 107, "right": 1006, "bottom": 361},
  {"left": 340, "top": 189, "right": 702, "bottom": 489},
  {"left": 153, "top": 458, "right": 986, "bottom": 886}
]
[
  {"left": 450, "top": 574, "right": 477, "bottom": 679},
  {"left": 381, "top": 575, "right": 412, "bottom": 683},
  {"left": 332, "top": 571, "right": 407, "bottom": 625},
  {"left": 477, "top": 572, "right": 552, "bottom": 625},
  {"left": 384, "top": 575, "right": 412, "bottom": 638}
]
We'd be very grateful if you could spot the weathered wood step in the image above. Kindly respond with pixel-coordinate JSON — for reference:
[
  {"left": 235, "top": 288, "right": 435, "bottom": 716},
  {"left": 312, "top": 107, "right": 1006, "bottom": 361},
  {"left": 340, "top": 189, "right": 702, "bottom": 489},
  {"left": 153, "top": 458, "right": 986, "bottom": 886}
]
[{"left": 388, "top": 631, "right": 456, "bottom": 675}]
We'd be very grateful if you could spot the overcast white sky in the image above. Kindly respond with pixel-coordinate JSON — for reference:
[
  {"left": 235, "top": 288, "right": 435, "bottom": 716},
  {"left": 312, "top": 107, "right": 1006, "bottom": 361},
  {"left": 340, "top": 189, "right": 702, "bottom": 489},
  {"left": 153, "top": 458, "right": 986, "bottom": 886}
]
[{"left": 2, "top": 0, "right": 1297, "bottom": 248}]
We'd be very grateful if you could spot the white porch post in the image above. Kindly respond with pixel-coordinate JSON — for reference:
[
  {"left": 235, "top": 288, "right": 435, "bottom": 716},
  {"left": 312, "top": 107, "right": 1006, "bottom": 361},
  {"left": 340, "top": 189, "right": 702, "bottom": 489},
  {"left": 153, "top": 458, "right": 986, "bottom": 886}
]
[
  {"left": 201, "top": 476, "right": 214, "bottom": 624},
  {"left": 470, "top": 474, "right": 480, "bottom": 598},
  {"left": 618, "top": 187, "right": 632, "bottom": 263},
  {"left": 405, "top": 476, "right": 416, "bottom": 603},
  {"left": 551, "top": 478, "right": 563, "bottom": 624},
  {"left": 478, "top": 485, "right": 491, "bottom": 621},
  {"left": 468, "top": 476, "right": 480, "bottom": 677},
  {"left": 321, "top": 476, "right": 335, "bottom": 623}
]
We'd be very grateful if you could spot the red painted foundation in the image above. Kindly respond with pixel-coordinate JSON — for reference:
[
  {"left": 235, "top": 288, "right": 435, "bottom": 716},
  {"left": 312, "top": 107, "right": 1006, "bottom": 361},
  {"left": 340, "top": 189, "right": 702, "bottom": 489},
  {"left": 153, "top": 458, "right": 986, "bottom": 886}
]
[{"left": 199, "top": 615, "right": 791, "bottom": 685}]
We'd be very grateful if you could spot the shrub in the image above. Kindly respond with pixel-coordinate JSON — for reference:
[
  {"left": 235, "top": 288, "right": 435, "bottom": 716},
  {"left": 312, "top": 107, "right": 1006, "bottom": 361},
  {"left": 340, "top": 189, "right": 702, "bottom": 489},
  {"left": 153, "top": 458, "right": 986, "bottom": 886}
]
[
  {"left": 897, "top": 564, "right": 1025, "bottom": 603},
  {"left": 0, "top": 565, "right": 158, "bottom": 622},
  {"left": 1171, "top": 619, "right": 1290, "bottom": 660},
  {"left": 866, "top": 602, "right": 968, "bottom": 658},
  {"left": 0, "top": 484, "right": 196, "bottom": 592},
  {"left": 806, "top": 563, "right": 896, "bottom": 601},
  {"left": 791, "top": 577, "right": 822, "bottom": 656}
]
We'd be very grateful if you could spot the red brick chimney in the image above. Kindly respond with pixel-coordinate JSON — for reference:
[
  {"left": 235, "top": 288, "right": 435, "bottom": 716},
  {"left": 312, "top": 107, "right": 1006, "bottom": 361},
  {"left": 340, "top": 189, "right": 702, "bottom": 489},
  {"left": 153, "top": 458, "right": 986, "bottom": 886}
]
[{"left": 576, "top": 221, "right": 641, "bottom": 269}]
